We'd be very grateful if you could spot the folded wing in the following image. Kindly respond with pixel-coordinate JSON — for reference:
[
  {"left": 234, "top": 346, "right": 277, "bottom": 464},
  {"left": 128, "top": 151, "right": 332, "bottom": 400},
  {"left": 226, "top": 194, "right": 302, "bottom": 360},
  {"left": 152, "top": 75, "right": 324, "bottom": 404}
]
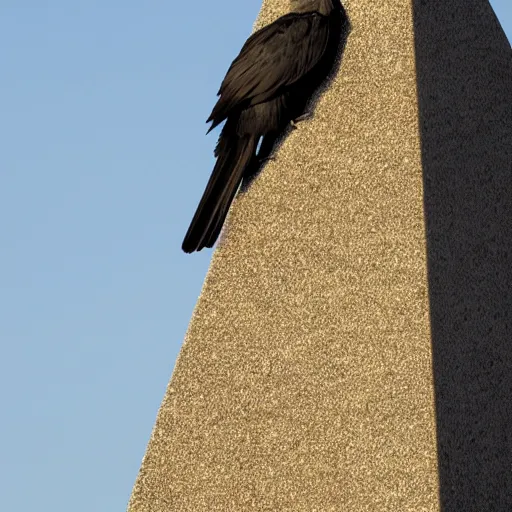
[{"left": 207, "top": 12, "right": 331, "bottom": 131}]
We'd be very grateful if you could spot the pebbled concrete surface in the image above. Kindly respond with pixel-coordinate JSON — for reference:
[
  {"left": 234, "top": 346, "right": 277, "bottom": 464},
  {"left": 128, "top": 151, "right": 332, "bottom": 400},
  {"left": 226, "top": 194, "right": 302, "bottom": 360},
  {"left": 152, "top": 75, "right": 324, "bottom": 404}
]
[
  {"left": 413, "top": 1, "right": 512, "bottom": 510},
  {"left": 128, "top": 1, "right": 511, "bottom": 510}
]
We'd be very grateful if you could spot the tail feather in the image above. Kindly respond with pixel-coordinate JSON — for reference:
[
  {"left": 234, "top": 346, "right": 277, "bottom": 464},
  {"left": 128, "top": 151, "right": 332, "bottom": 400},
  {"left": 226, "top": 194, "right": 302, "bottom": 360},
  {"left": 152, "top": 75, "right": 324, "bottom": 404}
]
[{"left": 182, "top": 134, "right": 257, "bottom": 253}]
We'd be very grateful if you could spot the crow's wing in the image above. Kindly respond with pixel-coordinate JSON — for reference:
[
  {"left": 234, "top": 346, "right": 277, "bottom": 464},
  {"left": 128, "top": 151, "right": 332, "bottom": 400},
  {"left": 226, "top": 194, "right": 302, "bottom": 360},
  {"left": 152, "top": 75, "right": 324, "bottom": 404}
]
[{"left": 207, "top": 12, "right": 330, "bottom": 129}]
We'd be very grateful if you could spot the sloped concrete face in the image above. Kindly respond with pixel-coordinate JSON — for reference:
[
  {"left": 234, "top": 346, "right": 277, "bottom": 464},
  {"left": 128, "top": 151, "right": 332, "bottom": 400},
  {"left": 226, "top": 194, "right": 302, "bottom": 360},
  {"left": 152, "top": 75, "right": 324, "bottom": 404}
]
[
  {"left": 413, "top": 1, "right": 512, "bottom": 510},
  {"left": 128, "top": 1, "right": 511, "bottom": 510}
]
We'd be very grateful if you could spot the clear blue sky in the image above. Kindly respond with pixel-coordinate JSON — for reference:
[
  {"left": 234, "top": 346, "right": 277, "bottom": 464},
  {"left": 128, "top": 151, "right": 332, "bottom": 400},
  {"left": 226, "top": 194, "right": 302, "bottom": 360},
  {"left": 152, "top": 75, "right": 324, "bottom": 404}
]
[{"left": 0, "top": 2, "right": 510, "bottom": 511}]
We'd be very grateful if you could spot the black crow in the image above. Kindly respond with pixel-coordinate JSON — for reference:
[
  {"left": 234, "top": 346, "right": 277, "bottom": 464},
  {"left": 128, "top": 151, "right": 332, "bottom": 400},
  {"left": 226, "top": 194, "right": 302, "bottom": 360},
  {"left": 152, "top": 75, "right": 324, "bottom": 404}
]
[{"left": 182, "top": 0, "right": 346, "bottom": 253}]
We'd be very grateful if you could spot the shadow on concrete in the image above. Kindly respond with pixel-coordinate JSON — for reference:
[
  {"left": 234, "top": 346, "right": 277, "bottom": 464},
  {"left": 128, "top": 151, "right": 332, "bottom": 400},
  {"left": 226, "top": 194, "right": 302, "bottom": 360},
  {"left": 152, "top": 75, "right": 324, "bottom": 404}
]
[
  {"left": 413, "top": 0, "right": 512, "bottom": 509},
  {"left": 241, "top": 6, "right": 351, "bottom": 191}
]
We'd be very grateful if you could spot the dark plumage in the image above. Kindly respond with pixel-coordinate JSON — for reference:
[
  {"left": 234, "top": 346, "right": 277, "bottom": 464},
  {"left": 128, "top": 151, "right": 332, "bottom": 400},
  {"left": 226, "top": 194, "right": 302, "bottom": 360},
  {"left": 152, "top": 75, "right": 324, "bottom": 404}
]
[{"left": 182, "top": 0, "right": 346, "bottom": 253}]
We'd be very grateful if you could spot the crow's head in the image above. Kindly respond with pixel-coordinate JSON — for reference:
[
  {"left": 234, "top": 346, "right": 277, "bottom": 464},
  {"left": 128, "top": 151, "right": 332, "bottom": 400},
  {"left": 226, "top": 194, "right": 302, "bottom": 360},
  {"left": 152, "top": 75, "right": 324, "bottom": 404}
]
[{"left": 290, "top": 0, "right": 337, "bottom": 16}]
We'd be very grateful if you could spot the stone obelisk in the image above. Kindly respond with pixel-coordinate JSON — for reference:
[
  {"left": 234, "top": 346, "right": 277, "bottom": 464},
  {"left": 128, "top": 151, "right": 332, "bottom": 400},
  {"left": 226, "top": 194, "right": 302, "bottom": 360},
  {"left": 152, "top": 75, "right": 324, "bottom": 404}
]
[{"left": 128, "top": 1, "right": 511, "bottom": 510}]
